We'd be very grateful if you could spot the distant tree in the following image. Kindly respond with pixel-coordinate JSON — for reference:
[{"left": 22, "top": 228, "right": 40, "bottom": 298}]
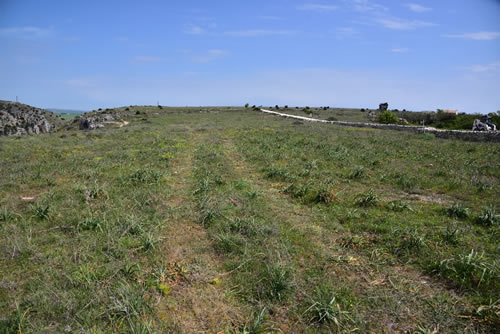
[
  {"left": 284, "top": 105, "right": 288, "bottom": 109},
  {"left": 244, "top": 103, "right": 249, "bottom": 108},
  {"left": 275, "top": 105, "right": 280, "bottom": 110},
  {"left": 158, "top": 105, "right": 163, "bottom": 109}
]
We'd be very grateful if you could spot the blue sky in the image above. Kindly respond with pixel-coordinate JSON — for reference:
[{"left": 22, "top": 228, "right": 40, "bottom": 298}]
[{"left": 1, "top": 0, "right": 499, "bottom": 113}]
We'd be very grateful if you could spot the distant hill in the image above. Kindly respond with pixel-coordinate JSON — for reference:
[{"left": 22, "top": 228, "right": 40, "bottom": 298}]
[{"left": 45, "top": 108, "right": 87, "bottom": 114}]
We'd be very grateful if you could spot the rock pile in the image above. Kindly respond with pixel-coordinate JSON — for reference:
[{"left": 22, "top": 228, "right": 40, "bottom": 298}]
[
  {"left": 0, "top": 100, "right": 57, "bottom": 136},
  {"left": 472, "top": 115, "right": 497, "bottom": 132}
]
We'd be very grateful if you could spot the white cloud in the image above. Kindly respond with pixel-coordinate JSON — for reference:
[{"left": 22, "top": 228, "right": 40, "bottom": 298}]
[
  {"left": 192, "top": 49, "right": 229, "bottom": 63},
  {"left": 0, "top": 26, "right": 53, "bottom": 39},
  {"left": 297, "top": 3, "right": 338, "bottom": 11},
  {"left": 334, "top": 27, "right": 358, "bottom": 39},
  {"left": 461, "top": 61, "right": 500, "bottom": 73},
  {"left": 224, "top": 29, "right": 294, "bottom": 37},
  {"left": 404, "top": 3, "right": 432, "bottom": 13},
  {"left": 349, "top": 0, "right": 387, "bottom": 13},
  {"left": 391, "top": 47, "right": 409, "bottom": 53},
  {"left": 377, "top": 18, "right": 436, "bottom": 30},
  {"left": 443, "top": 31, "right": 500, "bottom": 41},
  {"left": 184, "top": 24, "right": 205, "bottom": 35}
]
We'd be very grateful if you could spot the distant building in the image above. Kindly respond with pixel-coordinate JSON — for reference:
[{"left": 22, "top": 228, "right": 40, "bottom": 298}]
[{"left": 441, "top": 109, "right": 458, "bottom": 115}]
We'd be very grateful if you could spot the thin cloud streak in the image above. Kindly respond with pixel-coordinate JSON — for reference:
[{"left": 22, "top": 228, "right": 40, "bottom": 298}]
[
  {"left": 377, "top": 18, "right": 436, "bottom": 30},
  {"left": 391, "top": 48, "right": 409, "bottom": 53},
  {"left": 404, "top": 3, "right": 432, "bottom": 13},
  {"left": 0, "top": 26, "right": 53, "bottom": 38},
  {"left": 184, "top": 25, "right": 205, "bottom": 35},
  {"left": 443, "top": 31, "right": 500, "bottom": 41},
  {"left": 224, "top": 29, "right": 295, "bottom": 37},
  {"left": 191, "top": 49, "right": 229, "bottom": 63},
  {"left": 297, "top": 4, "right": 338, "bottom": 11},
  {"left": 461, "top": 61, "right": 500, "bottom": 73}
]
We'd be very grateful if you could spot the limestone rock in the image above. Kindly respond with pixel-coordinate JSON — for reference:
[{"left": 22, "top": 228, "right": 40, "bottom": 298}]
[{"left": 0, "top": 101, "right": 57, "bottom": 136}]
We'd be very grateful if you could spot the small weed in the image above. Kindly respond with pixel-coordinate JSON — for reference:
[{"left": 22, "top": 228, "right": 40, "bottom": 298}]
[
  {"left": 121, "top": 263, "right": 141, "bottom": 278},
  {"left": 264, "top": 166, "right": 291, "bottom": 181},
  {"left": 339, "top": 235, "right": 367, "bottom": 249},
  {"left": 400, "top": 229, "right": 426, "bottom": 251},
  {"left": 303, "top": 285, "right": 355, "bottom": 328},
  {"left": 446, "top": 203, "right": 469, "bottom": 219},
  {"left": 395, "top": 173, "right": 417, "bottom": 192},
  {"left": 441, "top": 223, "right": 460, "bottom": 245},
  {"left": 261, "top": 265, "right": 293, "bottom": 301},
  {"left": 193, "top": 178, "right": 212, "bottom": 196},
  {"left": 415, "top": 326, "right": 439, "bottom": 334},
  {"left": 109, "top": 282, "right": 148, "bottom": 323},
  {"left": 388, "top": 200, "right": 412, "bottom": 212},
  {"left": 312, "top": 185, "right": 336, "bottom": 204},
  {"left": 213, "top": 232, "right": 244, "bottom": 254},
  {"left": 32, "top": 202, "right": 50, "bottom": 220},
  {"left": 230, "top": 308, "right": 269, "bottom": 334},
  {"left": 78, "top": 217, "right": 104, "bottom": 231},
  {"left": 475, "top": 206, "right": 498, "bottom": 227},
  {"left": 199, "top": 201, "right": 220, "bottom": 227},
  {"left": 85, "top": 182, "right": 108, "bottom": 201},
  {"left": 122, "top": 215, "right": 145, "bottom": 235},
  {"left": 348, "top": 166, "right": 365, "bottom": 179},
  {"left": 476, "top": 298, "right": 500, "bottom": 324},
  {"left": 227, "top": 218, "right": 259, "bottom": 237},
  {"left": 281, "top": 183, "right": 309, "bottom": 199},
  {"left": 0, "top": 207, "right": 14, "bottom": 222},
  {"left": 435, "top": 249, "right": 497, "bottom": 289},
  {"left": 140, "top": 233, "right": 158, "bottom": 252},
  {"left": 355, "top": 189, "right": 378, "bottom": 207},
  {"left": 130, "top": 168, "right": 162, "bottom": 185}
]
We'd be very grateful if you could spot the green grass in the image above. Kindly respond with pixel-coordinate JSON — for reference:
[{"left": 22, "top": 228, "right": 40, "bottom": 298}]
[{"left": 0, "top": 107, "right": 498, "bottom": 333}]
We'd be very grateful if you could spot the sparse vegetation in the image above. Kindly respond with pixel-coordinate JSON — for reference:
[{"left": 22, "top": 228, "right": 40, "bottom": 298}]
[{"left": 0, "top": 106, "right": 498, "bottom": 332}]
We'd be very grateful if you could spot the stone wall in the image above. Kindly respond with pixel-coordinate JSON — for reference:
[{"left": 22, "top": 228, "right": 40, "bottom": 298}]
[{"left": 260, "top": 109, "right": 500, "bottom": 142}]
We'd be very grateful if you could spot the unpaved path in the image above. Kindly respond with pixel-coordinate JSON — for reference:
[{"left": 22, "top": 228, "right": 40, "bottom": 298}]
[{"left": 157, "top": 131, "right": 246, "bottom": 332}]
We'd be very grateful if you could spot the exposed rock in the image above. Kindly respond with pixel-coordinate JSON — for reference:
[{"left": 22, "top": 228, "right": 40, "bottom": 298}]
[
  {"left": 76, "top": 113, "right": 115, "bottom": 130},
  {"left": 399, "top": 118, "right": 409, "bottom": 125},
  {"left": 367, "top": 110, "right": 377, "bottom": 120},
  {"left": 0, "top": 100, "right": 58, "bottom": 136},
  {"left": 472, "top": 115, "right": 497, "bottom": 132}
]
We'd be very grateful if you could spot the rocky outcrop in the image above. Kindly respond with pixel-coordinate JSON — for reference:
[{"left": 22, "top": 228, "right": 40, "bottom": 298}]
[
  {"left": 0, "top": 101, "right": 57, "bottom": 136},
  {"left": 74, "top": 112, "right": 116, "bottom": 130}
]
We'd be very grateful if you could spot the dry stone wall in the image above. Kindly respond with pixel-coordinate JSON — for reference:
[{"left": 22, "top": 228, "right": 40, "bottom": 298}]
[{"left": 260, "top": 109, "right": 500, "bottom": 142}]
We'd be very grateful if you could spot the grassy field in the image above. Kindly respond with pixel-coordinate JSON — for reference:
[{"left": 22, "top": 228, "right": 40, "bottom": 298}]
[{"left": 0, "top": 107, "right": 498, "bottom": 333}]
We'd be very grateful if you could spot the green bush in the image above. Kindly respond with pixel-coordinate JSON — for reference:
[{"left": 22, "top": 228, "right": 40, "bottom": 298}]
[{"left": 377, "top": 110, "right": 398, "bottom": 124}]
